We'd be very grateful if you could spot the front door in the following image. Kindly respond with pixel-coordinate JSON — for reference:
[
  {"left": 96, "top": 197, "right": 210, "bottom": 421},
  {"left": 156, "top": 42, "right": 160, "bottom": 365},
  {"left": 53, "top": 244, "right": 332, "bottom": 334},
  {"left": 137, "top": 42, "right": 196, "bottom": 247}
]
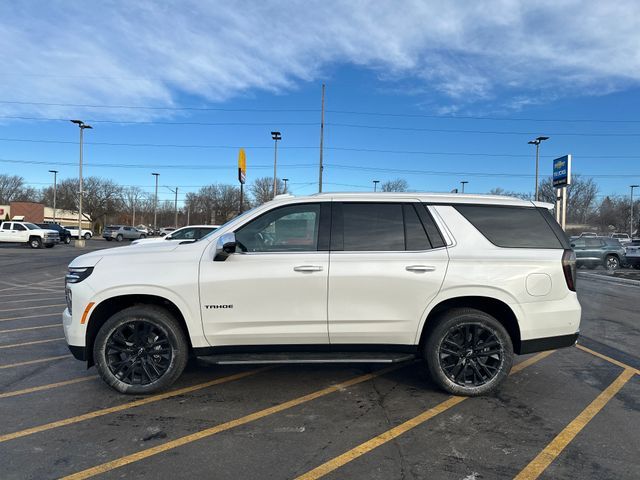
[
  {"left": 328, "top": 202, "right": 449, "bottom": 345},
  {"left": 199, "top": 202, "right": 331, "bottom": 346}
]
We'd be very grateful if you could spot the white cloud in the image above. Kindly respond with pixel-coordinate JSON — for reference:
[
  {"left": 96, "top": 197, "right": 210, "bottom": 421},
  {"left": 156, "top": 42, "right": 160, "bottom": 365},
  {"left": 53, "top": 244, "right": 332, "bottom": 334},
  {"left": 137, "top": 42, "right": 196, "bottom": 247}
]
[{"left": 1, "top": 0, "right": 639, "bottom": 118}]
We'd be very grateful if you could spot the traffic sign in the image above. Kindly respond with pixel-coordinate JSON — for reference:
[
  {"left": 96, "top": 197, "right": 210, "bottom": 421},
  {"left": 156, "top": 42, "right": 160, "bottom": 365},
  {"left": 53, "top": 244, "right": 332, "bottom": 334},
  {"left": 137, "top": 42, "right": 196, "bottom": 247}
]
[
  {"left": 553, "top": 154, "right": 571, "bottom": 187},
  {"left": 238, "top": 148, "right": 246, "bottom": 184}
]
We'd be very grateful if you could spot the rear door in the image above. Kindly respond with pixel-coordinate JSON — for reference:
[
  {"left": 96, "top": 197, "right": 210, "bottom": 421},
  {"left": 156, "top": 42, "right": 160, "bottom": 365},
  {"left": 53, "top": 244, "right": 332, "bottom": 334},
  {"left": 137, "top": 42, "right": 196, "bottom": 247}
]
[{"left": 327, "top": 202, "right": 449, "bottom": 345}]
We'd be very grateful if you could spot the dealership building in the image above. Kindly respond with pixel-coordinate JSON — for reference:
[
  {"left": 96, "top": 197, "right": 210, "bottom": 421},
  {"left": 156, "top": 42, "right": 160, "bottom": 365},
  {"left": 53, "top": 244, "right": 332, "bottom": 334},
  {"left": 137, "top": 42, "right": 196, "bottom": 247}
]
[{"left": 0, "top": 201, "right": 92, "bottom": 229}]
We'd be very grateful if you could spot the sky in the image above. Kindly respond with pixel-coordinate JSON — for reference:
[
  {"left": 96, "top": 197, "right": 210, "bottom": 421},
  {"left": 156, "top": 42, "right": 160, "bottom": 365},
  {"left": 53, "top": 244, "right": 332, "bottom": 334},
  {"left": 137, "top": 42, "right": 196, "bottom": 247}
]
[{"left": 1, "top": 1, "right": 640, "bottom": 206}]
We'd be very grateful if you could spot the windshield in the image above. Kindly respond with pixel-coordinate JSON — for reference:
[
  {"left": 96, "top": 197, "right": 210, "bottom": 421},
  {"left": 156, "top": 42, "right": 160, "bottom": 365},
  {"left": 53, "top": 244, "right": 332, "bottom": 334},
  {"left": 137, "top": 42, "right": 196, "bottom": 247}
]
[
  {"left": 196, "top": 208, "right": 258, "bottom": 242},
  {"left": 23, "top": 223, "right": 40, "bottom": 230}
]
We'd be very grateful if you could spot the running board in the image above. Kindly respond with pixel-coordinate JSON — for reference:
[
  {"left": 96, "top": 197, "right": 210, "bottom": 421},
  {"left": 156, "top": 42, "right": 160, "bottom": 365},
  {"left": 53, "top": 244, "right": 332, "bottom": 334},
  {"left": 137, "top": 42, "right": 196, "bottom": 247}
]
[{"left": 198, "top": 351, "right": 417, "bottom": 365}]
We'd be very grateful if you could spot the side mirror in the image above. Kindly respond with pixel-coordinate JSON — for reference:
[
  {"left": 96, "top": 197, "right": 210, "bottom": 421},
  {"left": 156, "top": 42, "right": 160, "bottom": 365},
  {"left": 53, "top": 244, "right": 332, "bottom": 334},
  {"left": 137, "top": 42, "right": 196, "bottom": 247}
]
[{"left": 214, "top": 232, "right": 237, "bottom": 261}]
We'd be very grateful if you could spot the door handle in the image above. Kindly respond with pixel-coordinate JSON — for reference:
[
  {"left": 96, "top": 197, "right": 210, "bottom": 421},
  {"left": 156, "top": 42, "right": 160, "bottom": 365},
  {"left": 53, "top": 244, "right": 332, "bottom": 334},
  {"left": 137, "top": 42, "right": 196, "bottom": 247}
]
[
  {"left": 405, "top": 265, "right": 436, "bottom": 273},
  {"left": 293, "top": 265, "right": 324, "bottom": 272}
]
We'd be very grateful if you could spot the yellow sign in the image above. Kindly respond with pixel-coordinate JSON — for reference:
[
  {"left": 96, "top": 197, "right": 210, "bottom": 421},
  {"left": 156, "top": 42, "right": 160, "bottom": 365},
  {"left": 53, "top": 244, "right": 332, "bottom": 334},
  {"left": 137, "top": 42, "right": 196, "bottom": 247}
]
[{"left": 238, "top": 148, "right": 246, "bottom": 184}]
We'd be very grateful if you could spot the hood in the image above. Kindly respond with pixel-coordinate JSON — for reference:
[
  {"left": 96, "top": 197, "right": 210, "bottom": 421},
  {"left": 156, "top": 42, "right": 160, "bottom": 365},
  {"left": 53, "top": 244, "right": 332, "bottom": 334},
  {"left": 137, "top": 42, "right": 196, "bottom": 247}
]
[{"left": 69, "top": 241, "right": 182, "bottom": 268}]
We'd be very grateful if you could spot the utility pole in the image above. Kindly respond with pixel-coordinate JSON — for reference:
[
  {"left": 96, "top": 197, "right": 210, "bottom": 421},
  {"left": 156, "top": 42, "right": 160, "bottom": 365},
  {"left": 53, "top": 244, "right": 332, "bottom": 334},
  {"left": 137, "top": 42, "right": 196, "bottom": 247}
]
[
  {"left": 132, "top": 201, "right": 136, "bottom": 227},
  {"left": 631, "top": 185, "right": 639, "bottom": 237},
  {"left": 48, "top": 170, "right": 58, "bottom": 223},
  {"left": 460, "top": 180, "right": 468, "bottom": 193},
  {"left": 152, "top": 173, "right": 160, "bottom": 231},
  {"left": 166, "top": 186, "right": 179, "bottom": 228},
  {"left": 318, "top": 83, "right": 325, "bottom": 193},
  {"left": 528, "top": 136, "right": 550, "bottom": 201},
  {"left": 271, "top": 131, "right": 281, "bottom": 198},
  {"left": 373, "top": 180, "right": 380, "bottom": 192},
  {"left": 70, "top": 120, "right": 92, "bottom": 247},
  {"left": 283, "top": 178, "right": 289, "bottom": 192}
]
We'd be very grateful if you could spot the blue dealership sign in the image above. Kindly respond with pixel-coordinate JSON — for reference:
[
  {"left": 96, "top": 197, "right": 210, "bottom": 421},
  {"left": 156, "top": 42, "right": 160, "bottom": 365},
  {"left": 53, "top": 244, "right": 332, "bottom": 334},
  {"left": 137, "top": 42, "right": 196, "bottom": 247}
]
[{"left": 553, "top": 154, "right": 571, "bottom": 187}]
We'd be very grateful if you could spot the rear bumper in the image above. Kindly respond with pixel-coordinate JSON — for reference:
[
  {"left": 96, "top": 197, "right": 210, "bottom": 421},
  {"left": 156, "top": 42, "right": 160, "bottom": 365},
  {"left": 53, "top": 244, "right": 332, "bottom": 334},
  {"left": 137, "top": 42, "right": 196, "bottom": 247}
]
[{"left": 519, "top": 332, "right": 579, "bottom": 355}]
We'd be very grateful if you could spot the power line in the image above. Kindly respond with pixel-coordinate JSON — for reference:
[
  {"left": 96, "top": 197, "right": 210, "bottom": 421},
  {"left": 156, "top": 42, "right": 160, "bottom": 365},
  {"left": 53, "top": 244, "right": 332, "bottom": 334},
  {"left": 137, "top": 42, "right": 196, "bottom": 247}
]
[
  {"left": 0, "top": 116, "right": 318, "bottom": 127},
  {"left": 1, "top": 99, "right": 638, "bottom": 124},
  {"left": 2, "top": 137, "right": 640, "bottom": 158}
]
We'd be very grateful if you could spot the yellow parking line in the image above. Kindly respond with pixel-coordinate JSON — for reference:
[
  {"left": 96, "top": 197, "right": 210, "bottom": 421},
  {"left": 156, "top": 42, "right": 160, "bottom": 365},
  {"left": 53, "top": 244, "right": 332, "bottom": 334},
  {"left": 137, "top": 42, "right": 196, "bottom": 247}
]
[
  {"left": 514, "top": 368, "right": 635, "bottom": 480},
  {"left": 0, "top": 313, "right": 60, "bottom": 323},
  {"left": 0, "top": 355, "right": 69, "bottom": 370},
  {"left": 0, "top": 376, "right": 95, "bottom": 399},
  {"left": 0, "top": 303, "right": 66, "bottom": 313},
  {"left": 0, "top": 337, "right": 64, "bottom": 349},
  {"left": 61, "top": 365, "right": 406, "bottom": 480},
  {"left": 294, "top": 351, "right": 553, "bottom": 480},
  {"left": 0, "top": 324, "right": 59, "bottom": 334},
  {"left": 576, "top": 344, "right": 640, "bottom": 375},
  {"left": 0, "top": 367, "right": 271, "bottom": 443}
]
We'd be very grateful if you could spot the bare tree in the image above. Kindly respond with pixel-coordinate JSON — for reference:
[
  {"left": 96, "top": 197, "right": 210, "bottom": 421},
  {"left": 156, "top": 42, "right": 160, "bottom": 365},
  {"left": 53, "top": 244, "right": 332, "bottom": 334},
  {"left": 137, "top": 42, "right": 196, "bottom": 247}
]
[
  {"left": 489, "top": 187, "right": 531, "bottom": 200},
  {"left": 539, "top": 174, "right": 598, "bottom": 225},
  {"left": 122, "top": 186, "right": 146, "bottom": 226},
  {"left": 381, "top": 178, "right": 409, "bottom": 192},
  {"left": 54, "top": 177, "right": 123, "bottom": 224},
  {"left": 0, "top": 174, "right": 37, "bottom": 203},
  {"left": 250, "top": 177, "right": 287, "bottom": 205}
]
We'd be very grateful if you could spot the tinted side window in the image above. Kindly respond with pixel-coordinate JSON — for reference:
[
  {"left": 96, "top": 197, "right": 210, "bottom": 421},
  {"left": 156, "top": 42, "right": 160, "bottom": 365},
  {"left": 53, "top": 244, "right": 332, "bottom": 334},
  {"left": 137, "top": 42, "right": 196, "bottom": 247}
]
[
  {"left": 455, "top": 205, "right": 564, "bottom": 249},
  {"left": 1, "top": 223, "right": 11, "bottom": 230},
  {"left": 14, "top": 224, "right": 26, "bottom": 231},
  {"left": 235, "top": 203, "right": 321, "bottom": 252},
  {"left": 417, "top": 205, "right": 446, "bottom": 248},
  {"left": 571, "top": 238, "right": 586, "bottom": 248},
  {"left": 403, "top": 204, "right": 431, "bottom": 250},
  {"left": 332, "top": 203, "right": 404, "bottom": 251},
  {"left": 585, "top": 238, "right": 602, "bottom": 248}
]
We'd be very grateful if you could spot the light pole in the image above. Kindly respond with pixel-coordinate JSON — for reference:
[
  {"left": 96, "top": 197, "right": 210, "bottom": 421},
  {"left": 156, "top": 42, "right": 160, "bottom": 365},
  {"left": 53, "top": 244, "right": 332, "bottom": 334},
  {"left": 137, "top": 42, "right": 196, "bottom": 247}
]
[
  {"left": 271, "top": 131, "right": 281, "bottom": 198},
  {"left": 528, "top": 136, "right": 550, "bottom": 201},
  {"left": 282, "top": 178, "right": 289, "bottom": 192},
  {"left": 373, "top": 180, "right": 380, "bottom": 192},
  {"left": 631, "top": 185, "right": 639, "bottom": 237},
  {"left": 70, "top": 120, "right": 92, "bottom": 247},
  {"left": 48, "top": 169, "right": 58, "bottom": 223},
  {"left": 166, "top": 186, "right": 179, "bottom": 228},
  {"left": 460, "top": 180, "right": 468, "bottom": 193},
  {"left": 152, "top": 173, "right": 160, "bottom": 231}
]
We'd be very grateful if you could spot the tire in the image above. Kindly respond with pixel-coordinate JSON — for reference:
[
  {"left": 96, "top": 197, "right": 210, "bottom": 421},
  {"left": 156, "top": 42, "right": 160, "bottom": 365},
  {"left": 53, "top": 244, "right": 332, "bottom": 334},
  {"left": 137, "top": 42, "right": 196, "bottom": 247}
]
[
  {"left": 64, "top": 236, "right": 71, "bottom": 245},
  {"left": 424, "top": 308, "right": 513, "bottom": 397},
  {"left": 116, "top": 234, "right": 123, "bottom": 242},
  {"left": 140, "top": 234, "right": 146, "bottom": 239},
  {"left": 84, "top": 233, "right": 91, "bottom": 240},
  {"left": 605, "top": 255, "right": 620, "bottom": 270},
  {"left": 93, "top": 305, "right": 189, "bottom": 394},
  {"left": 29, "top": 237, "right": 42, "bottom": 249}
]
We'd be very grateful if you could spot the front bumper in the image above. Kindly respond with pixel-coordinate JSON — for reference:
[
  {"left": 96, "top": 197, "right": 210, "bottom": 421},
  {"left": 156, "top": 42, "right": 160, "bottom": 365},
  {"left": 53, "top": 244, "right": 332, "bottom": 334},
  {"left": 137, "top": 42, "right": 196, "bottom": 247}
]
[
  {"left": 63, "top": 307, "right": 86, "bottom": 360},
  {"left": 43, "top": 236, "right": 59, "bottom": 245}
]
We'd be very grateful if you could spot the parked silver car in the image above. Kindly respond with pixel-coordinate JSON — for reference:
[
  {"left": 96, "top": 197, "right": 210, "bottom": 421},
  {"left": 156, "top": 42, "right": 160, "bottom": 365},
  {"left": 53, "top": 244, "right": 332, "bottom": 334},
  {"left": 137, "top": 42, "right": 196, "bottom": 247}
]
[{"left": 102, "top": 225, "right": 146, "bottom": 242}]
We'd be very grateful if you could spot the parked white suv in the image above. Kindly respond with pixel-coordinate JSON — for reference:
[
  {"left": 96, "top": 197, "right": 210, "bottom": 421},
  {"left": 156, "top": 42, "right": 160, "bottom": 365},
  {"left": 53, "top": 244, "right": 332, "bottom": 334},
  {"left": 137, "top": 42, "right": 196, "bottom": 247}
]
[{"left": 63, "top": 193, "right": 580, "bottom": 396}]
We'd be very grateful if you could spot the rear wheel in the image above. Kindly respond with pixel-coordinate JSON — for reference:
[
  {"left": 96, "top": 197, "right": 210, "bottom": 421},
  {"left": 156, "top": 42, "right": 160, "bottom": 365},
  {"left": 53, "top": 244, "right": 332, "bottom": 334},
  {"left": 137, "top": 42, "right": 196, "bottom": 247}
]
[
  {"left": 64, "top": 236, "right": 71, "bottom": 244},
  {"left": 116, "top": 234, "right": 123, "bottom": 242},
  {"left": 94, "top": 305, "right": 188, "bottom": 394},
  {"left": 29, "top": 237, "right": 42, "bottom": 249},
  {"left": 424, "top": 308, "right": 513, "bottom": 396},
  {"left": 605, "top": 255, "right": 620, "bottom": 270},
  {"left": 83, "top": 232, "right": 91, "bottom": 240}
]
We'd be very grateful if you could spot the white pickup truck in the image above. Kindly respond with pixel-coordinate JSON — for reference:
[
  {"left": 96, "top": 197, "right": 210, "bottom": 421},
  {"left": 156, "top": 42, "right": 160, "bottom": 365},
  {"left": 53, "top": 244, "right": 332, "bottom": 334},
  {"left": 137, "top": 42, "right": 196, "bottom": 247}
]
[
  {"left": 0, "top": 221, "right": 60, "bottom": 248},
  {"left": 65, "top": 227, "right": 93, "bottom": 240}
]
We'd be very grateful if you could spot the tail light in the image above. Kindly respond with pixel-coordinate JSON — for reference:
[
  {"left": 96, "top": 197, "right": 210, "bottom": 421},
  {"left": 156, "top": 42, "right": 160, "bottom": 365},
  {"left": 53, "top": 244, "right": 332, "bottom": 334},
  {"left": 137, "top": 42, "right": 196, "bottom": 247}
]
[{"left": 562, "top": 249, "right": 577, "bottom": 291}]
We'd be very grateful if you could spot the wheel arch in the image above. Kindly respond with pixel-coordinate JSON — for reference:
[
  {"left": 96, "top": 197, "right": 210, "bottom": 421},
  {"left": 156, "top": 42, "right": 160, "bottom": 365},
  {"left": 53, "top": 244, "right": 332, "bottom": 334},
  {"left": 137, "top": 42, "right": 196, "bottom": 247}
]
[
  {"left": 84, "top": 294, "right": 193, "bottom": 367},
  {"left": 418, "top": 295, "right": 522, "bottom": 354}
]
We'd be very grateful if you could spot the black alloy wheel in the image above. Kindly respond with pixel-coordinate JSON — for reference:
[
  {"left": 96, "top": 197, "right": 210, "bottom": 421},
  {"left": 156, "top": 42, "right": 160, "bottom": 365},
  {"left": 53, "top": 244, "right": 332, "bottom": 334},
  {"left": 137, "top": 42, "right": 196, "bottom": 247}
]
[
  {"left": 424, "top": 308, "right": 513, "bottom": 396},
  {"left": 605, "top": 255, "right": 620, "bottom": 270},
  {"left": 438, "top": 323, "right": 503, "bottom": 387},
  {"left": 105, "top": 320, "right": 172, "bottom": 386}
]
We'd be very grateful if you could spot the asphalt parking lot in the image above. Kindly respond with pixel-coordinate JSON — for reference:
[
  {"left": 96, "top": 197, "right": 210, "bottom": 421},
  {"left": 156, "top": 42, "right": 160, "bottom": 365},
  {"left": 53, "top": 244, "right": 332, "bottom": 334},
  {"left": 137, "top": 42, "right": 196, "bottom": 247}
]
[{"left": 0, "top": 241, "right": 638, "bottom": 479}]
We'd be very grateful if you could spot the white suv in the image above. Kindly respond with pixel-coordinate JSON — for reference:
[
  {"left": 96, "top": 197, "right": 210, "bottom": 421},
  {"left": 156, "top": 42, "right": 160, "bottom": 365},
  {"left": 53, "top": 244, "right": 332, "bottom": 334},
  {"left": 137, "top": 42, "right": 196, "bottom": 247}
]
[{"left": 62, "top": 193, "right": 581, "bottom": 396}]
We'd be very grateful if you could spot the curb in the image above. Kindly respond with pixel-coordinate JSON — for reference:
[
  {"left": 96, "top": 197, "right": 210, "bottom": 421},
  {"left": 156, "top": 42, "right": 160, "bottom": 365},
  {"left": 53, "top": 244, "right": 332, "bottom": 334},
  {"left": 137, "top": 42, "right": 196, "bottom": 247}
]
[{"left": 578, "top": 271, "right": 640, "bottom": 287}]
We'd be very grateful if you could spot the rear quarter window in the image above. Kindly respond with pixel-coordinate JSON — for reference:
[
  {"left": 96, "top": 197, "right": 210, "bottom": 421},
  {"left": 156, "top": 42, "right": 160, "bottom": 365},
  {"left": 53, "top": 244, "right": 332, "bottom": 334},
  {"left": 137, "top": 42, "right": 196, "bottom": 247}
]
[{"left": 454, "top": 205, "right": 569, "bottom": 249}]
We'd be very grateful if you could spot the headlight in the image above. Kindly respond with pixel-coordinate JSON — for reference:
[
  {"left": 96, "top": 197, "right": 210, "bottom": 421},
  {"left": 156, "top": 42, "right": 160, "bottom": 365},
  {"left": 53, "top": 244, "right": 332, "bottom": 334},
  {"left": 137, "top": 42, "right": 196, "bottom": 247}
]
[{"left": 65, "top": 267, "right": 94, "bottom": 284}]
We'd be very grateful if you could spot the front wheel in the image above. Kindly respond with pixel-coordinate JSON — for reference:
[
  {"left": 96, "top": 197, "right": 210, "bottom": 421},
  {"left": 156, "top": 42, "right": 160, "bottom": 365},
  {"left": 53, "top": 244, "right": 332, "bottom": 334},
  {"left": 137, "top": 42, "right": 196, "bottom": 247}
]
[
  {"left": 29, "top": 237, "right": 42, "bottom": 249},
  {"left": 424, "top": 308, "right": 513, "bottom": 396},
  {"left": 605, "top": 255, "right": 620, "bottom": 270},
  {"left": 94, "top": 305, "right": 188, "bottom": 394},
  {"left": 64, "top": 236, "right": 71, "bottom": 244},
  {"left": 116, "top": 234, "right": 123, "bottom": 242}
]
